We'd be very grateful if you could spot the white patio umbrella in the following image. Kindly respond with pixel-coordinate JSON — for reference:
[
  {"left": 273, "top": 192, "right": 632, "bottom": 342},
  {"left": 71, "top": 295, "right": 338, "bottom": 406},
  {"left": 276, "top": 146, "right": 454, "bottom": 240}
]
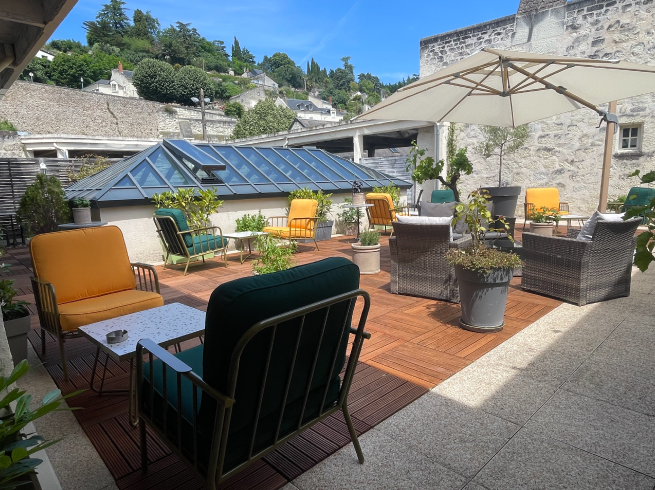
[{"left": 359, "top": 48, "right": 655, "bottom": 210}]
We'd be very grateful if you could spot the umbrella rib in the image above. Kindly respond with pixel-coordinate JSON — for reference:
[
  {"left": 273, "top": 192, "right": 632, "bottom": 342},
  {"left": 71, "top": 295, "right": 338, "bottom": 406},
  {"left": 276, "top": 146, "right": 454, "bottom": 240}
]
[
  {"left": 440, "top": 60, "right": 501, "bottom": 121},
  {"left": 506, "top": 64, "right": 516, "bottom": 127},
  {"left": 448, "top": 81, "right": 497, "bottom": 94},
  {"left": 511, "top": 64, "right": 569, "bottom": 93},
  {"left": 396, "top": 60, "right": 500, "bottom": 93}
]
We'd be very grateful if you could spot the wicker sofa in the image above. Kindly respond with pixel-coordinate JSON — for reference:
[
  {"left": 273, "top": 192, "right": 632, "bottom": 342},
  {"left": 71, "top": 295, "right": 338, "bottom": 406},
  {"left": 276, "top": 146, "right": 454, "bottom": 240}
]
[
  {"left": 390, "top": 222, "right": 471, "bottom": 302},
  {"left": 522, "top": 218, "right": 641, "bottom": 306}
]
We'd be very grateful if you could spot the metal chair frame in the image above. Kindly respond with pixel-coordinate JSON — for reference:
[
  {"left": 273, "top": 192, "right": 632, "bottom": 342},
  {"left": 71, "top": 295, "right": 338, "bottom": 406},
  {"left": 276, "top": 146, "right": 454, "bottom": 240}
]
[
  {"left": 31, "top": 263, "right": 160, "bottom": 382},
  {"left": 365, "top": 196, "right": 397, "bottom": 236},
  {"left": 153, "top": 215, "right": 228, "bottom": 275},
  {"left": 265, "top": 216, "right": 320, "bottom": 251},
  {"left": 137, "top": 289, "right": 371, "bottom": 490}
]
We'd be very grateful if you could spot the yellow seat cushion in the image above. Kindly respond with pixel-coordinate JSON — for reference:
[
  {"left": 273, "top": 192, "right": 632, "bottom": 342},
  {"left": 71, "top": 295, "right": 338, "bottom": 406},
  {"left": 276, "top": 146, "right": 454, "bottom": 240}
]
[
  {"left": 58, "top": 290, "right": 164, "bottom": 332},
  {"left": 366, "top": 193, "right": 396, "bottom": 225},
  {"left": 31, "top": 226, "right": 137, "bottom": 304},
  {"left": 262, "top": 226, "right": 314, "bottom": 239},
  {"left": 288, "top": 199, "right": 318, "bottom": 230},
  {"left": 525, "top": 188, "right": 569, "bottom": 216}
]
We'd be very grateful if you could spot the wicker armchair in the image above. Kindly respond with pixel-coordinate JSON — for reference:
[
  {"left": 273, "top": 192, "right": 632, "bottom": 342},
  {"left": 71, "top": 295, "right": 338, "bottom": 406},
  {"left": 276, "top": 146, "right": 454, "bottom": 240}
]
[
  {"left": 390, "top": 222, "right": 471, "bottom": 302},
  {"left": 522, "top": 218, "right": 641, "bottom": 306}
]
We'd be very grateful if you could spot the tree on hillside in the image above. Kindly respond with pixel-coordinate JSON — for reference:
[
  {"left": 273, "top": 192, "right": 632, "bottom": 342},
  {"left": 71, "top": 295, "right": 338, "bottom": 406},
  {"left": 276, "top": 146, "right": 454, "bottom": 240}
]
[
  {"left": 223, "top": 101, "right": 243, "bottom": 118},
  {"left": 97, "top": 0, "right": 131, "bottom": 34},
  {"left": 329, "top": 57, "right": 355, "bottom": 92},
  {"left": 174, "top": 65, "right": 214, "bottom": 105},
  {"left": 132, "top": 58, "right": 176, "bottom": 102},
  {"left": 261, "top": 52, "right": 303, "bottom": 88},
  {"left": 232, "top": 99, "right": 296, "bottom": 139},
  {"left": 130, "top": 9, "right": 159, "bottom": 41},
  {"left": 50, "top": 53, "right": 92, "bottom": 87},
  {"left": 232, "top": 37, "right": 243, "bottom": 62},
  {"left": 45, "top": 39, "right": 86, "bottom": 54},
  {"left": 20, "top": 57, "right": 51, "bottom": 83}
]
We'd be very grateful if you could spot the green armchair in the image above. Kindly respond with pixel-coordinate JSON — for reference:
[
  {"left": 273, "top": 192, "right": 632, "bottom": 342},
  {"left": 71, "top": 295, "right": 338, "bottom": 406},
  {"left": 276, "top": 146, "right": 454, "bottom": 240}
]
[
  {"left": 136, "top": 257, "right": 371, "bottom": 489},
  {"left": 623, "top": 187, "right": 655, "bottom": 223}
]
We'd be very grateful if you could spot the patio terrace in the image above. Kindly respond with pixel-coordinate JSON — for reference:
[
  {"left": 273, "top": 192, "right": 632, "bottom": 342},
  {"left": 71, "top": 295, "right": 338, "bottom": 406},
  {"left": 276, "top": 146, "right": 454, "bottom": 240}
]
[{"left": 4, "top": 231, "right": 653, "bottom": 489}]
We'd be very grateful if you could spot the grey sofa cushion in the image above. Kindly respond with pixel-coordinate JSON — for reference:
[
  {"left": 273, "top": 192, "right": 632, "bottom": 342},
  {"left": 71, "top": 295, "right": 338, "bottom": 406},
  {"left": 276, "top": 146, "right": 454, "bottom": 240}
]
[
  {"left": 452, "top": 233, "right": 464, "bottom": 241},
  {"left": 420, "top": 201, "right": 456, "bottom": 218}
]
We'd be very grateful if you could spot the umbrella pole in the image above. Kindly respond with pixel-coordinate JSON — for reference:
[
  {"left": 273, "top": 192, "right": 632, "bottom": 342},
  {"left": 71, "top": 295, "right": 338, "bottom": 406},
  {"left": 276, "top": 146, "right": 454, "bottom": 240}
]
[{"left": 598, "top": 100, "right": 617, "bottom": 212}]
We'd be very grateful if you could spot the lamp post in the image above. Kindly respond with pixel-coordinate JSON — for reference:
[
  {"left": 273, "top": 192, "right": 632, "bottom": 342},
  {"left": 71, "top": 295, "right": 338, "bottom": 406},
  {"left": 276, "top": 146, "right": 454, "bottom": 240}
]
[
  {"left": 29, "top": 72, "right": 33, "bottom": 82},
  {"left": 191, "top": 88, "right": 211, "bottom": 141},
  {"left": 80, "top": 77, "right": 84, "bottom": 89}
]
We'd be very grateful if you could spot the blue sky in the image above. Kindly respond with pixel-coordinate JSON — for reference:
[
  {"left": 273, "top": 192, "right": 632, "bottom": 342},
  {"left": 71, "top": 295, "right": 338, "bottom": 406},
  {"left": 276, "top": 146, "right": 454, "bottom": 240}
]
[{"left": 51, "top": 0, "right": 519, "bottom": 83}]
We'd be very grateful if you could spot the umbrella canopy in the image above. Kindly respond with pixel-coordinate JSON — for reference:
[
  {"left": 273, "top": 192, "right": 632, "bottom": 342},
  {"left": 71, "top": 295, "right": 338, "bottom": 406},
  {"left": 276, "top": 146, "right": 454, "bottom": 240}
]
[{"left": 359, "top": 48, "right": 655, "bottom": 127}]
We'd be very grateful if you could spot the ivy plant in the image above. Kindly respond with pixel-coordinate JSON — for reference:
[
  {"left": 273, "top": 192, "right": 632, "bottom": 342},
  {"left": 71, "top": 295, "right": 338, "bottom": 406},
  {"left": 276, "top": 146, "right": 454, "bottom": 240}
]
[{"left": 152, "top": 188, "right": 223, "bottom": 229}]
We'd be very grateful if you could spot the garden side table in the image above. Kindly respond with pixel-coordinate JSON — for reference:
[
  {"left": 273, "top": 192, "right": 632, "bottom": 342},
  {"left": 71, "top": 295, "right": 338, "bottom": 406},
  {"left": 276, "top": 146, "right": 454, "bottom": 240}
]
[
  {"left": 223, "top": 231, "right": 268, "bottom": 263},
  {"left": 340, "top": 203, "right": 373, "bottom": 241}
]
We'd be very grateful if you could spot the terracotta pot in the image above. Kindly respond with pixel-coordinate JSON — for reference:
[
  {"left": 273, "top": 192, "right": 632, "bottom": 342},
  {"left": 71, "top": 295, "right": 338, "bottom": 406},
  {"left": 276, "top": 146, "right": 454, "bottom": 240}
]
[
  {"left": 529, "top": 222, "right": 554, "bottom": 236},
  {"left": 72, "top": 207, "right": 92, "bottom": 224},
  {"left": 351, "top": 243, "right": 380, "bottom": 274}
]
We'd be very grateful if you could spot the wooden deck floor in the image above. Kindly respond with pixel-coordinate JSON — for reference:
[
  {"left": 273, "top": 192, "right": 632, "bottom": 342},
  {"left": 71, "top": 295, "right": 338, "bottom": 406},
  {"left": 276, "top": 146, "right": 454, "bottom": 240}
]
[{"left": 1, "top": 231, "right": 561, "bottom": 489}]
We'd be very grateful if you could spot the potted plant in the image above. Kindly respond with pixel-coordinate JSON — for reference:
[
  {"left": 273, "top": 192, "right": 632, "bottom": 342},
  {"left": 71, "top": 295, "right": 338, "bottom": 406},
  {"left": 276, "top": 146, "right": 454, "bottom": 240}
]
[
  {"left": 351, "top": 230, "right": 380, "bottom": 274},
  {"left": 405, "top": 125, "right": 473, "bottom": 202},
  {"left": 351, "top": 180, "right": 365, "bottom": 205},
  {"left": 446, "top": 190, "right": 522, "bottom": 332},
  {"left": 70, "top": 197, "right": 92, "bottom": 225},
  {"left": 337, "top": 197, "right": 359, "bottom": 235},
  {"left": 252, "top": 235, "right": 297, "bottom": 274},
  {"left": 0, "top": 259, "right": 30, "bottom": 366},
  {"left": 235, "top": 212, "right": 266, "bottom": 232},
  {"left": 529, "top": 206, "right": 561, "bottom": 236},
  {"left": 476, "top": 125, "right": 529, "bottom": 218},
  {"left": 288, "top": 188, "right": 334, "bottom": 241},
  {"left": 17, "top": 174, "right": 70, "bottom": 236}
]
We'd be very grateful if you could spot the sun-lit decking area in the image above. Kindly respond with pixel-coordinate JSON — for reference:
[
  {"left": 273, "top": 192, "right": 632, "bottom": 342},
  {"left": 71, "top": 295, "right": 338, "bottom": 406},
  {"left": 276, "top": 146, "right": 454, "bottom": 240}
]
[{"left": 0, "top": 231, "right": 589, "bottom": 490}]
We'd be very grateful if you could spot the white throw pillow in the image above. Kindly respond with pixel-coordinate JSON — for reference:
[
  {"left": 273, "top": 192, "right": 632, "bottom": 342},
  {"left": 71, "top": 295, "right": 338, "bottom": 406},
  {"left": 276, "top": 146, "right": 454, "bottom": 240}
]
[
  {"left": 576, "top": 211, "right": 625, "bottom": 241},
  {"left": 396, "top": 215, "right": 453, "bottom": 240}
]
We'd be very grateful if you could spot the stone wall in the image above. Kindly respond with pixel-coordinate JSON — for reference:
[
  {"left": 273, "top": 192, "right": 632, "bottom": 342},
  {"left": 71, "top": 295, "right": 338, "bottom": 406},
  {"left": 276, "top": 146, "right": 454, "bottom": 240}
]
[
  {"left": 420, "top": 0, "right": 655, "bottom": 215},
  {"left": 0, "top": 81, "right": 236, "bottom": 141},
  {"left": 0, "top": 132, "right": 26, "bottom": 157}
]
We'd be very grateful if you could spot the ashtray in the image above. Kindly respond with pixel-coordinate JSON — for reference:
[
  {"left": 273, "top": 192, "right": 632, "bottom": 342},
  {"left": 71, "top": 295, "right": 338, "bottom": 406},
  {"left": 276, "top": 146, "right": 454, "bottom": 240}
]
[{"left": 106, "top": 330, "right": 128, "bottom": 344}]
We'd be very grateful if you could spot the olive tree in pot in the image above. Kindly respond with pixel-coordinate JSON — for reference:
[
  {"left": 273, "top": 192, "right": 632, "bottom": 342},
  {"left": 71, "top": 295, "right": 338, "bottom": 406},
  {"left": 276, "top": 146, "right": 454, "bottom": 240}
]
[
  {"left": 70, "top": 197, "right": 92, "bottom": 225},
  {"left": 351, "top": 230, "right": 380, "bottom": 274},
  {"left": 476, "top": 125, "right": 529, "bottom": 218},
  {"left": 446, "top": 191, "right": 522, "bottom": 332},
  {"left": 528, "top": 207, "right": 561, "bottom": 236},
  {"left": 337, "top": 197, "right": 359, "bottom": 236},
  {"left": 288, "top": 188, "right": 333, "bottom": 241}
]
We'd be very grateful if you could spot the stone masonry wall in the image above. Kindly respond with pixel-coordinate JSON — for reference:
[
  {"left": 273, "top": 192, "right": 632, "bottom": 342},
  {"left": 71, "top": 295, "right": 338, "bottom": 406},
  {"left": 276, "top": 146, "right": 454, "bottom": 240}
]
[
  {"left": 420, "top": 0, "right": 655, "bottom": 216},
  {"left": 0, "top": 81, "right": 236, "bottom": 141}
]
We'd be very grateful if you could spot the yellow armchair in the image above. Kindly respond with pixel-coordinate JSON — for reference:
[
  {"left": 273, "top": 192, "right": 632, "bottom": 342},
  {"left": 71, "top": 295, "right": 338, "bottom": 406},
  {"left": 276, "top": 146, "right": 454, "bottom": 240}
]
[
  {"left": 30, "top": 226, "right": 163, "bottom": 381},
  {"left": 365, "top": 193, "right": 398, "bottom": 235},
  {"left": 524, "top": 187, "right": 569, "bottom": 230},
  {"left": 263, "top": 198, "right": 319, "bottom": 250}
]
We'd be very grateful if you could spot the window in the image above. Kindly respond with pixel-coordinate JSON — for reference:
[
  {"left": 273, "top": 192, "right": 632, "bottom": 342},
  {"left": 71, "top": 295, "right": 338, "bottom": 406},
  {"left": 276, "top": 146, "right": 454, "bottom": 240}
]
[{"left": 620, "top": 124, "right": 642, "bottom": 152}]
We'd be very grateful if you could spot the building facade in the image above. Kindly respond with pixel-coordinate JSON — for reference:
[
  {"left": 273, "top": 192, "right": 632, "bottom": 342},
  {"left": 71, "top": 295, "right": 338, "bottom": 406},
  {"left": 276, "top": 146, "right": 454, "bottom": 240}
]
[
  {"left": 278, "top": 98, "right": 345, "bottom": 122},
  {"left": 420, "top": 0, "right": 655, "bottom": 215}
]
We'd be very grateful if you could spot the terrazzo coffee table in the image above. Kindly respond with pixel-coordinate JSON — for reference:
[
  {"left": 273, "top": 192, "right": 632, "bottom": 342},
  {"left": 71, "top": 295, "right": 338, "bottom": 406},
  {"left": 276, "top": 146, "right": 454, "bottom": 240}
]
[
  {"left": 222, "top": 231, "right": 268, "bottom": 263},
  {"left": 79, "top": 303, "right": 205, "bottom": 424}
]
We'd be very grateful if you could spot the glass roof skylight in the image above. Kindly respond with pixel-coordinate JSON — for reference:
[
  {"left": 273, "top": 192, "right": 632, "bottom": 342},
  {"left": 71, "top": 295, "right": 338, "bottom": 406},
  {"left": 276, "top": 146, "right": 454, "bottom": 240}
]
[{"left": 65, "top": 140, "right": 412, "bottom": 205}]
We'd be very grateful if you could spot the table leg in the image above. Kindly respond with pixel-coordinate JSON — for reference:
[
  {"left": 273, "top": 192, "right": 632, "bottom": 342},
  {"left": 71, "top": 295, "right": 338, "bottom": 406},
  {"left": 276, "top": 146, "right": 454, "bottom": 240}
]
[
  {"left": 128, "top": 358, "right": 138, "bottom": 426},
  {"left": 90, "top": 347, "right": 129, "bottom": 395}
]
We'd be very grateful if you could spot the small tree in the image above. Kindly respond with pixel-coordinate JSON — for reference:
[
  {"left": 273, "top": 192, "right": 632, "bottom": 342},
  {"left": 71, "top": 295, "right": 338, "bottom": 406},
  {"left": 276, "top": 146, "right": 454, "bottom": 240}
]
[
  {"left": 174, "top": 65, "right": 214, "bottom": 106},
  {"left": 475, "top": 125, "right": 529, "bottom": 187},
  {"left": 232, "top": 99, "right": 296, "bottom": 139},
  {"left": 18, "top": 174, "right": 71, "bottom": 236},
  {"left": 132, "top": 58, "right": 176, "bottom": 103},
  {"left": 405, "top": 125, "right": 473, "bottom": 202},
  {"left": 223, "top": 101, "right": 243, "bottom": 118}
]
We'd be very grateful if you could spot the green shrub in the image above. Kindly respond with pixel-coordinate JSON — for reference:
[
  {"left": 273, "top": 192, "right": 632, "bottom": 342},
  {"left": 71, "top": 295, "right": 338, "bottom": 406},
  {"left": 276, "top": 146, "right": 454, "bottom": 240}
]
[
  {"left": 66, "top": 154, "right": 112, "bottom": 183},
  {"left": 235, "top": 212, "right": 266, "bottom": 232},
  {"left": 0, "top": 119, "right": 17, "bottom": 131},
  {"left": 337, "top": 197, "right": 358, "bottom": 224},
  {"left": 253, "top": 235, "right": 297, "bottom": 274},
  {"left": 174, "top": 65, "right": 214, "bottom": 105},
  {"left": 70, "top": 197, "right": 90, "bottom": 208},
  {"left": 359, "top": 230, "right": 380, "bottom": 246},
  {"left": 223, "top": 101, "right": 244, "bottom": 118},
  {"left": 152, "top": 188, "right": 223, "bottom": 229},
  {"left": 372, "top": 184, "right": 401, "bottom": 210},
  {"left": 17, "top": 174, "right": 71, "bottom": 236},
  {"left": 132, "top": 58, "right": 176, "bottom": 103},
  {"left": 288, "top": 188, "right": 333, "bottom": 222},
  {"left": 232, "top": 99, "right": 296, "bottom": 139},
  {"left": 0, "top": 275, "right": 29, "bottom": 321}
]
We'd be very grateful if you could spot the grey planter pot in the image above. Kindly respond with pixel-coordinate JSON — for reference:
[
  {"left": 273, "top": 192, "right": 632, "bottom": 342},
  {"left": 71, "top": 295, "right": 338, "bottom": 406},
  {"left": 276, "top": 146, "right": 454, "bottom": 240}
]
[
  {"left": 351, "top": 243, "right": 380, "bottom": 274},
  {"left": 315, "top": 220, "right": 334, "bottom": 241},
  {"left": 4, "top": 308, "right": 30, "bottom": 366},
  {"left": 455, "top": 265, "right": 513, "bottom": 333},
  {"left": 480, "top": 186, "right": 521, "bottom": 218},
  {"left": 529, "top": 222, "right": 554, "bottom": 236},
  {"left": 72, "top": 207, "right": 92, "bottom": 224}
]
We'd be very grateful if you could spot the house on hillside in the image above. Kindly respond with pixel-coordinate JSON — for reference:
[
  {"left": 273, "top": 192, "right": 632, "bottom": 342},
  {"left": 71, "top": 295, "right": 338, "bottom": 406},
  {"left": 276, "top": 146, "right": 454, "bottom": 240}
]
[
  {"left": 229, "top": 87, "right": 267, "bottom": 109},
  {"left": 288, "top": 118, "right": 339, "bottom": 131},
  {"left": 35, "top": 49, "right": 55, "bottom": 62},
  {"left": 277, "top": 98, "right": 345, "bottom": 122},
  {"left": 83, "top": 62, "right": 138, "bottom": 97},
  {"left": 242, "top": 68, "right": 278, "bottom": 90}
]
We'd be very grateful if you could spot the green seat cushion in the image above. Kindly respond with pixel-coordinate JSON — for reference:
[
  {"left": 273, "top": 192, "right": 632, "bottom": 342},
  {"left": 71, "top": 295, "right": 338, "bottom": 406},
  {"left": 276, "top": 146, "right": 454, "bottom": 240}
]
[
  {"left": 431, "top": 189, "right": 456, "bottom": 203},
  {"left": 187, "top": 234, "right": 229, "bottom": 255},
  {"left": 155, "top": 208, "right": 193, "bottom": 247}
]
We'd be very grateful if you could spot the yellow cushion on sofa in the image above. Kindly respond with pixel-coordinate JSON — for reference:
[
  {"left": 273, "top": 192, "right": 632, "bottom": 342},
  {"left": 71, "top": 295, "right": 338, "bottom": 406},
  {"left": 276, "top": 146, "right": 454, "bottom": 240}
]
[
  {"left": 58, "top": 290, "right": 164, "bottom": 332},
  {"left": 31, "top": 226, "right": 136, "bottom": 305},
  {"left": 287, "top": 199, "right": 318, "bottom": 229}
]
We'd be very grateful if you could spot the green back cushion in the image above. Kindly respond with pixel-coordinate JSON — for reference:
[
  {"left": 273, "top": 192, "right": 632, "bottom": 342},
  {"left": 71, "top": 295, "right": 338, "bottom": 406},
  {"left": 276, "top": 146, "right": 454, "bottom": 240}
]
[
  {"left": 625, "top": 187, "right": 655, "bottom": 207},
  {"left": 202, "top": 258, "right": 359, "bottom": 452},
  {"left": 188, "top": 235, "right": 228, "bottom": 255},
  {"left": 431, "top": 189, "right": 456, "bottom": 203},
  {"left": 155, "top": 208, "right": 193, "bottom": 247}
]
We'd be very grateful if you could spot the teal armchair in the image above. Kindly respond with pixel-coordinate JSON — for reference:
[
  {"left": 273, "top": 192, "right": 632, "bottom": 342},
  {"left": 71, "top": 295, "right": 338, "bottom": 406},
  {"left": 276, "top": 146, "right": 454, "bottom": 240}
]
[
  {"left": 623, "top": 187, "right": 655, "bottom": 224},
  {"left": 153, "top": 208, "right": 228, "bottom": 275}
]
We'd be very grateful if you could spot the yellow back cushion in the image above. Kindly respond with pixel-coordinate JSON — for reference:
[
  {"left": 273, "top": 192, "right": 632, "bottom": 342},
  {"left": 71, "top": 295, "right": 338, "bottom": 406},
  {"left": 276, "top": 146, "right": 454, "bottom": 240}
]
[
  {"left": 525, "top": 187, "right": 561, "bottom": 211},
  {"left": 288, "top": 199, "right": 318, "bottom": 229},
  {"left": 366, "top": 193, "right": 396, "bottom": 222},
  {"left": 31, "top": 226, "right": 136, "bottom": 305}
]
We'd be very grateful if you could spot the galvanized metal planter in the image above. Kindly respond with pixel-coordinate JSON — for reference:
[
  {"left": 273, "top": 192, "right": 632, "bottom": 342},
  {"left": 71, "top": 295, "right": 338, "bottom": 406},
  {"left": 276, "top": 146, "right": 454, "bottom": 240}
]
[
  {"left": 480, "top": 186, "right": 521, "bottom": 218},
  {"left": 315, "top": 220, "right": 334, "bottom": 242},
  {"left": 72, "top": 207, "right": 91, "bottom": 224},
  {"left": 455, "top": 265, "right": 513, "bottom": 333}
]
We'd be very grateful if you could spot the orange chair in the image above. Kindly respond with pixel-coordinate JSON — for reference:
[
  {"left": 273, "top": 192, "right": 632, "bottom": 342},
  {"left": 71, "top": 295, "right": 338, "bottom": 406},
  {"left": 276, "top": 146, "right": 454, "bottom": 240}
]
[
  {"left": 365, "top": 193, "right": 398, "bottom": 236},
  {"left": 30, "top": 226, "right": 163, "bottom": 380},
  {"left": 524, "top": 187, "right": 569, "bottom": 230},
  {"left": 263, "top": 199, "right": 319, "bottom": 250}
]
